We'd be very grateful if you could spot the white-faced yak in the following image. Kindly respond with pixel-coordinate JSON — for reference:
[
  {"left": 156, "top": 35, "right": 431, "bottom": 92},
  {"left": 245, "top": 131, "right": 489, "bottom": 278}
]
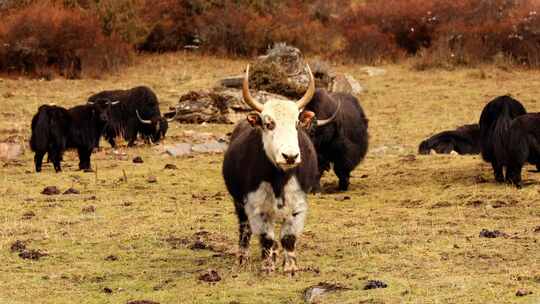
[{"left": 222, "top": 65, "right": 318, "bottom": 275}]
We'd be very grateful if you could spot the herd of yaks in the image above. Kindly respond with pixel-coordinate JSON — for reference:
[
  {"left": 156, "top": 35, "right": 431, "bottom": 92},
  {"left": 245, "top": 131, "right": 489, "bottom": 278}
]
[{"left": 28, "top": 63, "right": 540, "bottom": 274}]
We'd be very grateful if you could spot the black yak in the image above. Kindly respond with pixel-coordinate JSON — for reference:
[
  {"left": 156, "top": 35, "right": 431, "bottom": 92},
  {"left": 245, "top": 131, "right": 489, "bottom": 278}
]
[
  {"left": 500, "top": 113, "right": 540, "bottom": 188},
  {"left": 30, "top": 101, "right": 114, "bottom": 172},
  {"left": 223, "top": 65, "right": 318, "bottom": 274},
  {"left": 87, "top": 86, "right": 174, "bottom": 147},
  {"left": 479, "top": 95, "right": 526, "bottom": 182},
  {"left": 301, "top": 89, "right": 368, "bottom": 191},
  {"left": 418, "top": 124, "right": 481, "bottom": 155}
]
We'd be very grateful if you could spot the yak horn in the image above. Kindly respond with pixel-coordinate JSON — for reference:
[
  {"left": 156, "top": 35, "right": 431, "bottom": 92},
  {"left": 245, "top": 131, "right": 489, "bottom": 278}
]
[
  {"left": 166, "top": 109, "right": 178, "bottom": 122},
  {"left": 136, "top": 110, "right": 152, "bottom": 125},
  {"left": 296, "top": 64, "right": 315, "bottom": 109},
  {"left": 242, "top": 65, "right": 264, "bottom": 112},
  {"left": 317, "top": 100, "right": 342, "bottom": 127},
  {"left": 110, "top": 100, "right": 120, "bottom": 105}
]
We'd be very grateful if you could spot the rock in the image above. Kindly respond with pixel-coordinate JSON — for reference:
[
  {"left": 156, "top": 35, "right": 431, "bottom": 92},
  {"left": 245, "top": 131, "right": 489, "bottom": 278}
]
[
  {"left": 22, "top": 211, "right": 35, "bottom": 220},
  {"left": 479, "top": 229, "right": 508, "bottom": 238},
  {"left": 132, "top": 156, "right": 144, "bottom": 163},
  {"left": 363, "top": 280, "right": 388, "bottom": 290},
  {"left": 10, "top": 240, "right": 27, "bottom": 252},
  {"left": 191, "top": 140, "right": 228, "bottom": 153},
  {"left": 219, "top": 75, "right": 244, "bottom": 88},
  {"left": 198, "top": 269, "right": 221, "bottom": 283},
  {"left": 127, "top": 301, "right": 160, "bottom": 304},
  {"left": 360, "top": 66, "right": 387, "bottom": 77},
  {"left": 63, "top": 188, "right": 80, "bottom": 195},
  {"left": 103, "top": 287, "right": 113, "bottom": 294},
  {"left": 19, "top": 249, "right": 48, "bottom": 260},
  {"left": 0, "top": 142, "right": 23, "bottom": 160},
  {"left": 331, "top": 73, "right": 364, "bottom": 95},
  {"left": 147, "top": 176, "right": 157, "bottom": 183},
  {"left": 105, "top": 255, "right": 118, "bottom": 261},
  {"left": 516, "top": 289, "right": 533, "bottom": 297},
  {"left": 303, "top": 282, "right": 350, "bottom": 303},
  {"left": 82, "top": 205, "right": 96, "bottom": 213},
  {"left": 165, "top": 143, "right": 192, "bottom": 157},
  {"left": 164, "top": 164, "right": 178, "bottom": 170},
  {"left": 42, "top": 186, "right": 60, "bottom": 195}
]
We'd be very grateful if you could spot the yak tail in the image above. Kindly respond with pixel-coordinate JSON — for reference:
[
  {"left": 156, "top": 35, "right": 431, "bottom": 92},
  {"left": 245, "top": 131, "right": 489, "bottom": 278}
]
[
  {"left": 30, "top": 107, "right": 51, "bottom": 152},
  {"left": 492, "top": 104, "right": 513, "bottom": 163}
]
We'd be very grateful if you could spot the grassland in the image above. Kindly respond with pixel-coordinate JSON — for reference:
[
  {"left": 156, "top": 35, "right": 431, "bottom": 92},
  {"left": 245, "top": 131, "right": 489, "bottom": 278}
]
[{"left": 0, "top": 54, "right": 539, "bottom": 304}]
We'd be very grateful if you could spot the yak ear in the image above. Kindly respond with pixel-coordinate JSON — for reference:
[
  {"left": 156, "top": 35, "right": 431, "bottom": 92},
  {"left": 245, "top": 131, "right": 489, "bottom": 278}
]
[
  {"left": 247, "top": 112, "right": 263, "bottom": 128},
  {"left": 299, "top": 111, "right": 315, "bottom": 128}
]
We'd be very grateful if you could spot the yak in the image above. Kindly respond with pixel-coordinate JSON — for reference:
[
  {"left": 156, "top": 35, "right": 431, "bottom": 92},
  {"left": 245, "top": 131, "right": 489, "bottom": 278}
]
[
  {"left": 30, "top": 101, "right": 115, "bottom": 172},
  {"left": 223, "top": 65, "right": 318, "bottom": 274},
  {"left": 418, "top": 124, "right": 480, "bottom": 155},
  {"left": 479, "top": 95, "right": 526, "bottom": 182},
  {"left": 301, "top": 89, "right": 368, "bottom": 192},
  {"left": 87, "top": 86, "right": 174, "bottom": 147},
  {"left": 503, "top": 113, "right": 540, "bottom": 187}
]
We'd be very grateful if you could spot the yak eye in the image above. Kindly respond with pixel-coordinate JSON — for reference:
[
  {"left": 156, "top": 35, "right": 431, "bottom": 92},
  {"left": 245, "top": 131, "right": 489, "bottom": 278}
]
[{"left": 265, "top": 121, "right": 275, "bottom": 130}]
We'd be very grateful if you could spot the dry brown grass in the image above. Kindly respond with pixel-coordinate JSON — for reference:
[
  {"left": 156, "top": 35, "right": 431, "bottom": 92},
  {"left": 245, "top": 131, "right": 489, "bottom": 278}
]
[{"left": 0, "top": 54, "right": 539, "bottom": 303}]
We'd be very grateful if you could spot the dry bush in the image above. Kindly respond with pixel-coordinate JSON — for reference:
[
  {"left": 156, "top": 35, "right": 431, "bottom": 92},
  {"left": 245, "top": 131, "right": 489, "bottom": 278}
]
[{"left": 0, "top": 3, "right": 131, "bottom": 78}]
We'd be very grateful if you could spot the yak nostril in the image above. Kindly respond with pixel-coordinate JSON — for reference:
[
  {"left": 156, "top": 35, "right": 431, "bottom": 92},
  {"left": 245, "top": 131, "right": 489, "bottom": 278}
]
[{"left": 282, "top": 153, "right": 299, "bottom": 164}]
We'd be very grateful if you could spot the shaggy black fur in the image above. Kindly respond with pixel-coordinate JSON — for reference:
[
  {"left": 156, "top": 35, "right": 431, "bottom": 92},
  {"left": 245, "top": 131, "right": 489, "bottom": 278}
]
[
  {"left": 503, "top": 113, "right": 540, "bottom": 187},
  {"left": 418, "top": 124, "right": 480, "bottom": 155},
  {"left": 87, "top": 86, "right": 168, "bottom": 147},
  {"left": 30, "top": 103, "right": 110, "bottom": 172},
  {"left": 302, "top": 89, "right": 369, "bottom": 191},
  {"left": 479, "top": 95, "right": 527, "bottom": 182}
]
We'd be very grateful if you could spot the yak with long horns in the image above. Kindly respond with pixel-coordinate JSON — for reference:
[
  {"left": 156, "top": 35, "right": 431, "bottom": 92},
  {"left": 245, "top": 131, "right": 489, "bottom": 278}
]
[
  {"left": 223, "top": 64, "right": 319, "bottom": 275},
  {"left": 87, "top": 86, "right": 175, "bottom": 147}
]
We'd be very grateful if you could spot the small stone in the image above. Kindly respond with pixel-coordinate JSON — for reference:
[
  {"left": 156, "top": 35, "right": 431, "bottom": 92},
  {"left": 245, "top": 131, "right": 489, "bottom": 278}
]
[
  {"left": 164, "top": 164, "right": 178, "bottom": 170},
  {"left": 363, "top": 280, "right": 388, "bottom": 290},
  {"left": 479, "top": 229, "right": 508, "bottom": 238},
  {"left": 103, "top": 287, "right": 113, "bottom": 294},
  {"left": 147, "top": 176, "right": 157, "bottom": 183},
  {"left": 22, "top": 211, "right": 35, "bottom": 220},
  {"left": 19, "top": 249, "right": 48, "bottom": 260},
  {"left": 105, "top": 255, "right": 118, "bottom": 261},
  {"left": 132, "top": 156, "right": 144, "bottom": 163},
  {"left": 63, "top": 188, "right": 80, "bottom": 195},
  {"left": 516, "top": 289, "right": 532, "bottom": 297},
  {"left": 198, "top": 269, "right": 221, "bottom": 283},
  {"left": 82, "top": 205, "right": 96, "bottom": 213},
  {"left": 42, "top": 186, "right": 60, "bottom": 195},
  {"left": 10, "top": 240, "right": 27, "bottom": 252}
]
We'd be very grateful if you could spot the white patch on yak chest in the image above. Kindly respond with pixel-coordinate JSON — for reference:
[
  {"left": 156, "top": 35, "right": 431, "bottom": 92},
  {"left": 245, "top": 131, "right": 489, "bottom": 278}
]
[{"left": 244, "top": 177, "right": 307, "bottom": 238}]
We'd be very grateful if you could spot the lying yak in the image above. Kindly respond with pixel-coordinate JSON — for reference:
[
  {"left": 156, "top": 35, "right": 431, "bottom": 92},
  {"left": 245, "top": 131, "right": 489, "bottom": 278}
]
[
  {"left": 223, "top": 65, "right": 318, "bottom": 274},
  {"left": 87, "top": 86, "right": 174, "bottom": 147},
  {"left": 301, "top": 89, "right": 368, "bottom": 191},
  {"left": 503, "top": 113, "right": 540, "bottom": 187},
  {"left": 418, "top": 124, "right": 480, "bottom": 155},
  {"left": 30, "top": 100, "right": 115, "bottom": 172},
  {"left": 479, "top": 95, "right": 526, "bottom": 182}
]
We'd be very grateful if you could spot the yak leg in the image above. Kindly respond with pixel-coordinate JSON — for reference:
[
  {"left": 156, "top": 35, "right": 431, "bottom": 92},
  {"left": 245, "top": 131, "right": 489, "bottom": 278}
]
[
  {"left": 334, "top": 161, "right": 351, "bottom": 191},
  {"left": 491, "top": 162, "right": 505, "bottom": 183},
  {"left": 78, "top": 147, "right": 92, "bottom": 171},
  {"left": 245, "top": 183, "right": 278, "bottom": 273},
  {"left": 234, "top": 202, "right": 252, "bottom": 266},
  {"left": 506, "top": 164, "right": 523, "bottom": 189},
  {"left": 126, "top": 120, "right": 139, "bottom": 147},
  {"left": 34, "top": 151, "right": 46, "bottom": 172},
  {"left": 105, "top": 128, "right": 116, "bottom": 148},
  {"left": 281, "top": 178, "right": 307, "bottom": 275},
  {"left": 48, "top": 149, "right": 62, "bottom": 172}
]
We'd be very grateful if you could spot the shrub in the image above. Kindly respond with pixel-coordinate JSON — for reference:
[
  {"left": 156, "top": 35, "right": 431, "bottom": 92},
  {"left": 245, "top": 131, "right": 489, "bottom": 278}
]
[{"left": 0, "top": 3, "right": 132, "bottom": 78}]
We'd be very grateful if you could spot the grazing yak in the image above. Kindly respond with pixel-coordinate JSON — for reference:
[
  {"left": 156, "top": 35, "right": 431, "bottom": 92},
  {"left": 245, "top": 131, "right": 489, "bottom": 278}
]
[
  {"left": 418, "top": 124, "right": 480, "bottom": 155},
  {"left": 30, "top": 100, "right": 115, "bottom": 172},
  {"left": 479, "top": 95, "right": 526, "bottom": 182},
  {"left": 504, "top": 113, "right": 540, "bottom": 187},
  {"left": 87, "top": 86, "right": 174, "bottom": 147},
  {"left": 223, "top": 65, "right": 318, "bottom": 274},
  {"left": 301, "top": 89, "right": 368, "bottom": 191}
]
